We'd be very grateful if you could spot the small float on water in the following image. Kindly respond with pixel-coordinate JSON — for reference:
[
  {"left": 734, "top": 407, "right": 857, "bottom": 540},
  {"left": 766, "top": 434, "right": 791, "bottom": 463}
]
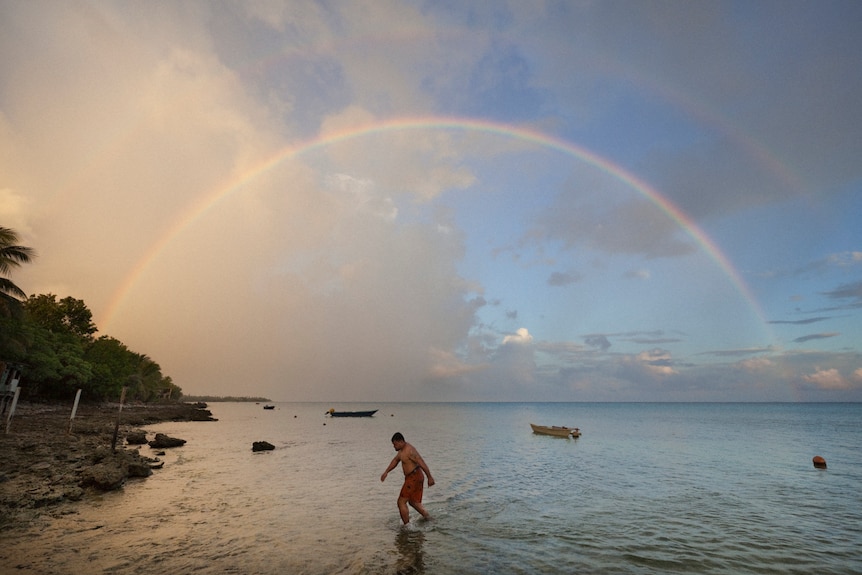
[
  {"left": 530, "top": 423, "right": 581, "bottom": 438},
  {"left": 326, "top": 408, "right": 378, "bottom": 417}
]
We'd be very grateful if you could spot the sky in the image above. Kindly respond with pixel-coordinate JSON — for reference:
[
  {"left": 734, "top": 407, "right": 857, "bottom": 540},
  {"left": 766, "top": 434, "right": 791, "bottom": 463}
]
[{"left": 2, "top": 1, "right": 861, "bottom": 402}]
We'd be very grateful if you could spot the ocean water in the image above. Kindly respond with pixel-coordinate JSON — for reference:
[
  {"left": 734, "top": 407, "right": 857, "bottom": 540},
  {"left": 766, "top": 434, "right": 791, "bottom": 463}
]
[{"left": 3, "top": 402, "right": 861, "bottom": 574}]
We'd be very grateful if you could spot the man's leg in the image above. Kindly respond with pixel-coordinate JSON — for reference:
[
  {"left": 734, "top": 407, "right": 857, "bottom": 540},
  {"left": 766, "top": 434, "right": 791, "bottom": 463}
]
[
  {"left": 409, "top": 500, "right": 431, "bottom": 520},
  {"left": 397, "top": 496, "right": 411, "bottom": 524}
]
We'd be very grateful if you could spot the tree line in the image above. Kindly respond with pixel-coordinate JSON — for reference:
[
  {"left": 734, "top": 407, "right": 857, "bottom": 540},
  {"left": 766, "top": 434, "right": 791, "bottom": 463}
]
[{"left": 1, "top": 226, "right": 181, "bottom": 402}]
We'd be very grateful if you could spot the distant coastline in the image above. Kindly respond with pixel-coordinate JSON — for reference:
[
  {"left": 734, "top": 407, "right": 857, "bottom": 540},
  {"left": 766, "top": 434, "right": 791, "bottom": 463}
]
[{"left": 181, "top": 395, "right": 271, "bottom": 403}]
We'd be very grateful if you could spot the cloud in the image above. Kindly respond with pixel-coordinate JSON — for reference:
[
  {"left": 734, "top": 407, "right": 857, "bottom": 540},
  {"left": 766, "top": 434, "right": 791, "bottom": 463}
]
[
  {"left": 547, "top": 271, "right": 581, "bottom": 286},
  {"left": 625, "top": 269, "right": 651, "bottom": 280},
  {"left": 627, "top": 337, "right": 682, "bottom": 345},
  {"left": 700, "top": 346, "right": 776, "bottom": 358},
  {"left": 738, "top": 357, "right": 774, "bottom": 371},
  {"left": 803, "top": 368, "right": 850, "bottom": 390},
  {"left": 758, "top": 251, "right": 862, "bottom": 283},
  {"left": 616, "top": 4, "right": 862, "bottom": 216},
  {"left": 584, "top": 335, "right": 611, "bottom": 351},
  {"left": 502, "top": 327, "right": 533, "bottom": 346},
  {"left": 822, "top": 281, "right": 862, "bottom": 307},
  {"left": 426, "top": 348, "right": 488, "bottom": 382},
  {"left": 316, "top": 106, "right": 479, "bottom": 202},
  {"left": 768, "top": 317, "right": 831, "bottom": 325},
  {"left": 535, "top": 193, "right": 696, "bottom": 259},
  {"left": 798, "top": 252, "right": 862, "bottom": 276},
  {"left": 826, "top": 251, "right": 862, "bottom": 267},
  {"left": 0, "top": 3, "right": 502, "bottom": 402},
  {"left": 0, "top": 188, "right": 34, "bottom": 237},
  {"left": 793, "top": 333, "right": 840, "bottom": 344},
  {"left": 324, "top": 173, "right": 398, "bottom": 220},
  {"left": 635, "top": 349, "right": 677, "bottom": 376}
]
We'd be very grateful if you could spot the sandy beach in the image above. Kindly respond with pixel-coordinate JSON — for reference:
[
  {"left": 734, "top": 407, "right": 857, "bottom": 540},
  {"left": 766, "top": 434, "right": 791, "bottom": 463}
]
[{"left": 0, "top": 401, "right": 215, "bottom": 531}]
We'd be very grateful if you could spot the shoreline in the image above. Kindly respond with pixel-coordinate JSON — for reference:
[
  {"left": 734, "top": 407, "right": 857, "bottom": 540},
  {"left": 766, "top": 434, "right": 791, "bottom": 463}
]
[{"left": 0, "top": 401, "right": 216, "bottom": 531}]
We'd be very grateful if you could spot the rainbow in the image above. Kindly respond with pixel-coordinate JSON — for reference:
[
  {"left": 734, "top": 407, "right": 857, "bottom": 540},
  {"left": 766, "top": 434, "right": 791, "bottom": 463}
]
[{"left": 99, "top": 116, "right": 768, "bottom": 330}]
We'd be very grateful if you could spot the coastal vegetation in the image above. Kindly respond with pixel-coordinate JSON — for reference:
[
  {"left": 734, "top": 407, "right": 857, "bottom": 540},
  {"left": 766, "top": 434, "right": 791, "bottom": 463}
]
[
  {"left": 181, "top": 395, "right": 271, "bottom": 403},
  {"left": 1, "top": 226, "right": 181, "bottom": 403}
]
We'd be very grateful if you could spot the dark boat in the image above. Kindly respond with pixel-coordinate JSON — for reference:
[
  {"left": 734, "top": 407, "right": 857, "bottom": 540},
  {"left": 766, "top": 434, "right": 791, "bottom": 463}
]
[
  {"left": 263, "top": 405, "right": 275, "bottom": 410},
  {"left": 326, "top": 408, "right": 378, "bottom": 417}
]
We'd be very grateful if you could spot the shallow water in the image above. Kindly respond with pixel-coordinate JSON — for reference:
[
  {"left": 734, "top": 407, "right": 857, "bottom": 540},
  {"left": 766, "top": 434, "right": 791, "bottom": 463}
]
[{"left": 3, "top": 402, "right": 861, "bottom": 574}]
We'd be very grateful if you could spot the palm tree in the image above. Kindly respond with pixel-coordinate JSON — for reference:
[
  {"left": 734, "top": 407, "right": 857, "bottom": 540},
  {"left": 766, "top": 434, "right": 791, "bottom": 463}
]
[{"left": 0, "top": 226, "right": 36, "bottom": 317}]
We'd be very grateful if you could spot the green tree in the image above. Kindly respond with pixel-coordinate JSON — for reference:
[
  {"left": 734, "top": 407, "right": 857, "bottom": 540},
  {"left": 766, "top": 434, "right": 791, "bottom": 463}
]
[
  {"left": 24, "top": 294, "right": 98, "bottom": 339},
  {"left": 0, "top": 227, "right": 36, "bottom": 317},
  {"left": 0, "top": 226, "right": 36, "bottom": 365},
  {"left": 11, "top": 290, "right": 181, "bottom": 402},
  {"left": 19, "top": 294, "right": 97, "bottom": 399},
  {"left": 20, "top": 322, "right": 92, "bottom": 398},
  {"left": 85, "top": 336, "right": 135, "bottom": 399},
  {"left": 83, "top": 337, "right": 181, "bottom": 401}
]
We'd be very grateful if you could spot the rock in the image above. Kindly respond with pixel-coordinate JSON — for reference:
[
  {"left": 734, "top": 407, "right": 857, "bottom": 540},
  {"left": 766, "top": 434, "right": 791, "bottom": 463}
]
[
  {"left": 30, "top": 461, "right": 54, "bottom": 474},
  {"left": 78, "top": 447, "right": 154, "bottom": 490},
  {"left": 148, "top": 433, "right": 186, "bottom": 448},
  {"left": 80, "top": 462, "right": 127, "bottom": 491},
  {"left": 126, "top": 451, "right": 154, "bottom": 478},
  {"left": 31, "top": 488, "right": 66, "bottom": 508},
  {"left": 65, "top": 487, "right": 84, "bottom": 501},
  {"left": 126, "top": 431, "right": 148, "bottom": 445},
  {"left": 252, "top": 441, "right": 275, "bottom": 452},
  {"left": 126, "top": 461, "right": 152, "bottom": 478}
]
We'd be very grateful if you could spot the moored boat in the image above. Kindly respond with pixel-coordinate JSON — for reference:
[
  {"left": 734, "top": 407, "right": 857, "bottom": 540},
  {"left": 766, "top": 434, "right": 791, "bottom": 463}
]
[
  {"left": 263, "top": 404, "right": 275, "bottom": 410},
  {"left": 530, "top": 423, "right": 581, "bottom": 438},
  {"left": 326, "top": 408, "right": 378, "bottom": 417}
]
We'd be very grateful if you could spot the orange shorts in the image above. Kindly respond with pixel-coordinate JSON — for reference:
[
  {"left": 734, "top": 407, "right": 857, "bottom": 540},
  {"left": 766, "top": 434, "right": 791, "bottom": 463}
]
[{"left": 399, "top": 467, "right": 424, "bottom": 504}]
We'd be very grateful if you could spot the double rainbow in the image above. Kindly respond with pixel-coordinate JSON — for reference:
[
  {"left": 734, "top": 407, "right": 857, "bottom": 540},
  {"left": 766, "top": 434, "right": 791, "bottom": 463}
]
[{"left": 100, "top": 116, "right": 767, "bottom": 331}]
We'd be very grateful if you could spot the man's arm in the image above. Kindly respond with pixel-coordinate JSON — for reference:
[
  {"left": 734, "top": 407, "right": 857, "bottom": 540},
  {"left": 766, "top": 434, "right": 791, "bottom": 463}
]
[
  {"left": 380, "top": 455, "right": 400, "bottom": 482},
  {"left": 411, "top": 450, "right": 435, "bottom": 486}
]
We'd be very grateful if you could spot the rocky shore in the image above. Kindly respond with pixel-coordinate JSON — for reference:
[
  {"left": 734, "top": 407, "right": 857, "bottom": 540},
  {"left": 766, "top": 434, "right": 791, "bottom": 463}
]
[{"left": 0, "top": 401, "right": 216, "bottom": 530}]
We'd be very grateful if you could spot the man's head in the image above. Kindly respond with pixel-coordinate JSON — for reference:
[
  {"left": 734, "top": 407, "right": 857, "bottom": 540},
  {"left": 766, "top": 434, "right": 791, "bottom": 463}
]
[{"left": 391, "top": 432, "right": 405, "bottom": 450}]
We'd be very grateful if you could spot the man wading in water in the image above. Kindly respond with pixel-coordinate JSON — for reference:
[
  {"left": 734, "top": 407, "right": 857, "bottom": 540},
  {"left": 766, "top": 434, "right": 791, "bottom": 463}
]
[{"left": 381, "top": 432, "right": 435, "bottom": 526}]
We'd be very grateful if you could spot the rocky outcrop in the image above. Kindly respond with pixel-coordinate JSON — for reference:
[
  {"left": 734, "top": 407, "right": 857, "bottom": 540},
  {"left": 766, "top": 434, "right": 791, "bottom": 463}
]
[
  {"left": 126, "top": 431, "right": 148, "bottom": 445},
  {"left": 147, "top": 433, "right": 186, "bottom": 448},
  {"left": 78, "top": 446, "right": 155, "bottom": 491},
  {"left": 1, "top": 401, "right": 214, "bottom": 529},
  {"left": 80, "top": 462, "right": 128, "bottom": 490}
]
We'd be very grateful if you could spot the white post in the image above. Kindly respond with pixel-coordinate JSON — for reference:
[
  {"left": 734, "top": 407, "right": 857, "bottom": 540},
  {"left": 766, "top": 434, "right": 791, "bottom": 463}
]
[
  {"left": 69, "top": 388, "right": 82, "bottom": 433},
  {"left": 111, "top": 387, "right": 128, "bottom": 452},
  {"left": 5, "top": 387, "right": 20, "bottom": 434}
]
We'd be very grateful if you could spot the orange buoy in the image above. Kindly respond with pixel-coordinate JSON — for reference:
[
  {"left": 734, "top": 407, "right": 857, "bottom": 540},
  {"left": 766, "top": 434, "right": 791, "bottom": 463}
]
[{"left": 812, "top": 455, "right": 827, "bottom": 469}]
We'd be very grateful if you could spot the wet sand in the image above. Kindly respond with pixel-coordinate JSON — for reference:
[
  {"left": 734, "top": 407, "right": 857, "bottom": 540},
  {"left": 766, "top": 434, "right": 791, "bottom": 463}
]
[{"left": 0, "top": 401, "right": 215, "bottom": 531}]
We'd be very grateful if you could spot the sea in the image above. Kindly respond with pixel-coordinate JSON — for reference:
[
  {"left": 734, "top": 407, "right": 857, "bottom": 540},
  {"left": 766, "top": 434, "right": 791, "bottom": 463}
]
[{"left": 3, "top": 402, "right": 861, "bottom": 574}]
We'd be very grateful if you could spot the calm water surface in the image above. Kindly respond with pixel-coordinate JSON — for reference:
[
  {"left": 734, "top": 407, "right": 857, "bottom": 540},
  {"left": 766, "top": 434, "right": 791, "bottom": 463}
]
[{"left": 4, "top": 402, "right": 861, "bottom": 574}]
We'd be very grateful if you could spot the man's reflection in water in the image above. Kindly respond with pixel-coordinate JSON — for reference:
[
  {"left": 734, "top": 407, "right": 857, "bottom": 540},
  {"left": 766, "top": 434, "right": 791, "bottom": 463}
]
[{"left": 394, "top": 528, "right": 425, "bottom": 575}]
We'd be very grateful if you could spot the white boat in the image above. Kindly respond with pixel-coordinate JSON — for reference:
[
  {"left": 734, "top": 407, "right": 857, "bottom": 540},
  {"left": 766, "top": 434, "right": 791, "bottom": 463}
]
[{"left": 530, "top": 423, "right": 581, "bottom": 438}]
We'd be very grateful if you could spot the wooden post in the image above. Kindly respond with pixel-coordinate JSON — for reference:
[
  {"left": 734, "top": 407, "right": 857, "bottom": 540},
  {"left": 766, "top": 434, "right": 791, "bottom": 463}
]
[
  {"left": 4, "top": 387, "right": 20, "bottom": 434},
  {"left": 111, "top": 387, "right": 128, "bottom": 452},
  {"left": 69, "top": 389, "right": 82, "bottom": 434}
]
